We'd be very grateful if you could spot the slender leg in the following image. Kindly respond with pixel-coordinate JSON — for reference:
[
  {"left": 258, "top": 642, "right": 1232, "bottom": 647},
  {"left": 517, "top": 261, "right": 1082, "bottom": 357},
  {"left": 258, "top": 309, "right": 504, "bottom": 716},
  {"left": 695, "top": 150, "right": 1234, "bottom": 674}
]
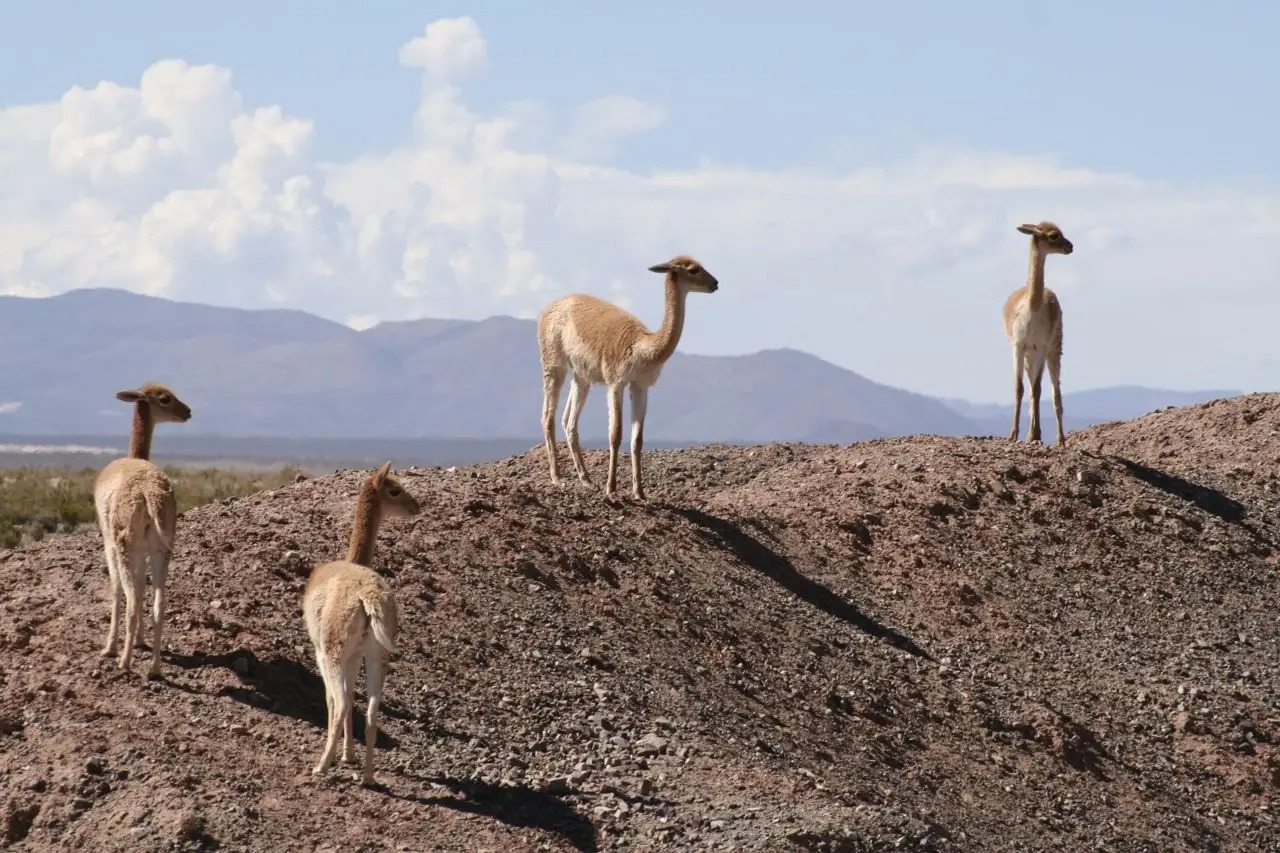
[
  {"left": 340, "top": 654, "right": 360, "bottom": 763},
  {"left": 561, "top": 378, "right": 576, "bottom": 436},
  {"left": 1028, "top": 358, "right": 1045, "bottom": 444},
  {"left": 604, "top": 384, "right": 624, "bottom": 498},
  {"left": 100, "top": 538, "right": 123, "bottom": 658},
  {"left": 313, "top": 662, "right": 349, "bottom": 776},
  {"left": 629, "top": 384, "right": 648, "bottom": 501},
  {"left": 1009, "top": 345, "right": 1024, "bottom": 442},
  {"left": 316, "top": 649, "right": 334, "bottom": 757},
  {"left": 361, "top": 648, "right": 385, "bottom": 786},
  {"left": 565, "top": 375, "right": 592, "bottom": 483},
  {"left": 119, "top": 552, "right": 143, "bottom": 671},
  {"left": 146, "top": 543, "right": 169, "bottom": 678},
  {"left": 1048, "top": 345, "right": 1066, "bottom": 446},
  {"left": 541, "top": 367, "right": 566, "bottom": 485}
]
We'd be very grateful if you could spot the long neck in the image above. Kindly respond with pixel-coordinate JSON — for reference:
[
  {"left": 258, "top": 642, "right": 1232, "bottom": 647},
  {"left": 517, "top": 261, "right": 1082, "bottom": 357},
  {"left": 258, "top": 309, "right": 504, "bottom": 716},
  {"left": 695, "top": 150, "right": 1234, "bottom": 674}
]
[
  {"left": 1026, "top": 241, "right": 1048, "bottom": 311},
  {"left": 346, "top": 484, "right": 382, "bottom": 566},
  {"left": 128, "top": 403, "right": 155, "bottom": 460},
  {"left": 641, "top": 276, "right": 688, "bottom": 363}
]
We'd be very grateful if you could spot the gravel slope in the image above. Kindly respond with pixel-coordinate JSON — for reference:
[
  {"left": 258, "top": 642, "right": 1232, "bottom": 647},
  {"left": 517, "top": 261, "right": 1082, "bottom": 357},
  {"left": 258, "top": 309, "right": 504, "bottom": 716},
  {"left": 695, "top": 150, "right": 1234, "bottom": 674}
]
[{"left": 2, "top": 394, "right": 1278, "bottom": 852}]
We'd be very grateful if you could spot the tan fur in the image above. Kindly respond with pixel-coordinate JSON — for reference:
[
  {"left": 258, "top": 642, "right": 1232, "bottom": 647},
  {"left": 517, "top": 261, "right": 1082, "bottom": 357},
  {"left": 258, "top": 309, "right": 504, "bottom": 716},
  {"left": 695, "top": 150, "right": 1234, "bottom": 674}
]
[
  {"left": 538, "top": 255, "right": 720, "bottom": 500},
  {"left": 93, "top": 383, "right": 192, "bottom": 676},
  {"left": 1002, "top": 222, "right": 1074, "bottom": 446},
  {"left": 302, "top": 461, "right": 420, "bottom": 787}
]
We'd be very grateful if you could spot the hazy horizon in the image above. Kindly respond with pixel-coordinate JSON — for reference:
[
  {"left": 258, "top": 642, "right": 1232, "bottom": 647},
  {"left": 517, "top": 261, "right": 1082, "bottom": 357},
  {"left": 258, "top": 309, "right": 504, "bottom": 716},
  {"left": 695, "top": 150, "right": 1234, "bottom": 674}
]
[{"left": 0, "top": 285, "right": 1255, "bottom": 415}]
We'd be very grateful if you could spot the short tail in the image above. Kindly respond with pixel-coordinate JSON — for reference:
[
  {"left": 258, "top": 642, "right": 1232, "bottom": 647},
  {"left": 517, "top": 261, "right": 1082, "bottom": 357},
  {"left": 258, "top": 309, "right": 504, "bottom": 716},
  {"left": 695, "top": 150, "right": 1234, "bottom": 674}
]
[
  {"left": 361, "top": 589, "right": 399, "bottom": 654},
  {"left": 142, "top": 489, "right": 172, "bottom": 552}
]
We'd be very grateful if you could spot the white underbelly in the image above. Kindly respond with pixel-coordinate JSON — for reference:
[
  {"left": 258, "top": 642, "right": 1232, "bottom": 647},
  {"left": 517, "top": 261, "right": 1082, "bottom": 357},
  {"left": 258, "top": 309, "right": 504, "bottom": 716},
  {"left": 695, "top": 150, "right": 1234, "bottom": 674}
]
[
  {"left": 567, "top": 357, "right": 664, "bottom": 387},
  {"left": 1011, "top": 313, "right": 1054, "bottom": 348}
]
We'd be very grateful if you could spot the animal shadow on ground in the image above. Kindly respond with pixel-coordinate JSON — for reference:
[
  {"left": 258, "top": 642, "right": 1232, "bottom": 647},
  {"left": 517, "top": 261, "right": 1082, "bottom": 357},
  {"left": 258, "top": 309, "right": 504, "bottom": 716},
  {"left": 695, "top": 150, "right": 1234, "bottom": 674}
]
[
  {"left": 387, "top": 775, "right": 598, "bottom": 853},
  {"left": 167, "top": 648, "right": 393, "bottom": 746},
  {"left": 1109, "top": 456, "right": 1247, "bottom": 524},
  {"left": 1104, "top": 454, "right": 1276, "bottom": 551},
  {"left": 1048, "top": 705, "right": 1115, "bottom": 781},
  {"left": 167, "top": 648, "right": 472, "bottom": 748},
  {"left": 670, "top": 506, "right": 933, "bottom": 661},
  {"left": 986, "top": 701, "right": 1118, "bottom": 782}
]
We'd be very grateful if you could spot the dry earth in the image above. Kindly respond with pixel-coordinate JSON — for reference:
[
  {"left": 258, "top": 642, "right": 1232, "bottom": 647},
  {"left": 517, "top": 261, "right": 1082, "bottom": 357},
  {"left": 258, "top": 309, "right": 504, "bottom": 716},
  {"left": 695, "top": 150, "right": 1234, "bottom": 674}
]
[{"left": 2, "top": 394, "right": 1279, "bottom": 852}]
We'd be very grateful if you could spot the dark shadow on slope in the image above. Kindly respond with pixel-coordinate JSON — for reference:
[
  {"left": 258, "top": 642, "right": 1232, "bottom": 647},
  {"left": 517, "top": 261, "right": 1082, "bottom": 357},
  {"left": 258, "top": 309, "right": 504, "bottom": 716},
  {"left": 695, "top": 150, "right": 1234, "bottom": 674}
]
[
  {"left": 1111, "top": 456, "right": 1247, "bottom": 525},
  {"left": 983, "top": 701, "right": 1116, "bottom": 782},
  {"left": 1107, "top": 454, "right": 1278, "bottom": 554},
  {"left": 1050, "top": 706, "right": 1114, "bottom": 781},
  {"left": 168, "top": 648, "right": 329, "bottom": 728},
  {"left": 168, "top": 649, "right": 452, "bottom": 747},
  {"left": 672, "top": 506, "right": 933, "bottom": 661},
  {"left": 385, "top": 776, "right": 597, "bottom": 853}
]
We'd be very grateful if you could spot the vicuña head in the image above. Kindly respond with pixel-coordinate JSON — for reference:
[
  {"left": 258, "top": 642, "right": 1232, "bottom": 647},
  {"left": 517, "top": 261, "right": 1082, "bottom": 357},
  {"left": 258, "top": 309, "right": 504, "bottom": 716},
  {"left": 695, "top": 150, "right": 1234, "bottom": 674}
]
[
  {"left": 648, "top": 255, "right": 720, "bottom": 293},
  {"left": 538, "top": 254, "right": 720, "bottom": 501},
  {"left": 94, "top": 382, "right": 193, "bottom": 677},
  {"left": 116, "top": 383, "right": 192, "bottom": 459},
  {"left": 1016, "top": 221, "right": 1074, "bottom": 256},
  {"left": 303, "top": 461, "right": 420, "bottom": 787},
  {"left": 116, "top": 383, "right": 193, "bottom": 419},
  {"left": 1003, "top": 221, "right": 1074, "bottom": 446}
]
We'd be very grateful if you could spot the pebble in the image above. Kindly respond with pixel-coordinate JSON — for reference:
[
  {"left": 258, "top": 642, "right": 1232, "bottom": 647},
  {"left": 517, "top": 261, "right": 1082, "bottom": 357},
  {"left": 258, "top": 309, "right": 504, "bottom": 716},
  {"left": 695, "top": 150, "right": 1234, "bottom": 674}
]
[{"left": 635, "top": 734, "right": 669, "bottom": 756}]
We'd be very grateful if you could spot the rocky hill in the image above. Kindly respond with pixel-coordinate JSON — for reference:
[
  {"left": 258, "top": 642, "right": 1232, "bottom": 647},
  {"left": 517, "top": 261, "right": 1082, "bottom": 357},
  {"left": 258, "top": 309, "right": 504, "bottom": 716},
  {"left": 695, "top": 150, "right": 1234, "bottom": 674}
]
[{"left": 1, "top": 395, "right": 1278, "bottom": 851}]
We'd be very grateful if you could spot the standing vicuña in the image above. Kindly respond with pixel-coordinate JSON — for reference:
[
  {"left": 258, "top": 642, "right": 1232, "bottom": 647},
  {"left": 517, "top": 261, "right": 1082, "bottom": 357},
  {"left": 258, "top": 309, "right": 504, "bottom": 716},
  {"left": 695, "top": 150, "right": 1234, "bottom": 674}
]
[
  {"left": 1003, "top": 221, "right": 1074, "bottom": 446},
  {"left": 94, "top": 383, "right": 192, "bottom": 676},
  {"left": 303, "top": 461, "right": 421, "bottom": 787},
  {"left": 538, "top": 255, "right": 720, "bottom": 500}
]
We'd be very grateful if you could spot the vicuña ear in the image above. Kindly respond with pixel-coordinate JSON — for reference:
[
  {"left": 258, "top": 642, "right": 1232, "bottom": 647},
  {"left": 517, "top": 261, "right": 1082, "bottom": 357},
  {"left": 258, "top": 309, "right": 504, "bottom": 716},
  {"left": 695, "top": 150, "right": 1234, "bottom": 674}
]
[
  {"left": 115, "top": 390, "right": 144, "bottom": 403},
  {"left": 373, "top": 460, "right": 393, "bottom": 482},
  {"left": 1016, "top": 224, "right": 1040, "bottom": 236},
  {"left": 648, "top": 263, "right": 673, "bottom": 274}
]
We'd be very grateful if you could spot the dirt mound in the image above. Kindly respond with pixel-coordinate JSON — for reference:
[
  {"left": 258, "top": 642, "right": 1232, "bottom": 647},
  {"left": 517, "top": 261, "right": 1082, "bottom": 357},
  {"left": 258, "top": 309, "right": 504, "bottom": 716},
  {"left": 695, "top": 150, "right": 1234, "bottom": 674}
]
[{"left": 2, "top": 395, "right": 1279, "bottom": 851}]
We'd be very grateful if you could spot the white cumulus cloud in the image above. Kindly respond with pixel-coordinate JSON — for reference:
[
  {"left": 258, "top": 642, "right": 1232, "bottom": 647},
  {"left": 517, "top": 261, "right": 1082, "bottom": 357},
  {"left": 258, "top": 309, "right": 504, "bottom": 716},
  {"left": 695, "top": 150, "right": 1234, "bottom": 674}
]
[
  {"left": 563, "top": 95, "right": 669, "bottom": 161},
  {"left": 398, "top": 16, "right": 488, "bottom": 81},
  {"left": 0, "top": 17, "right": 1276, "bottom": 400}
]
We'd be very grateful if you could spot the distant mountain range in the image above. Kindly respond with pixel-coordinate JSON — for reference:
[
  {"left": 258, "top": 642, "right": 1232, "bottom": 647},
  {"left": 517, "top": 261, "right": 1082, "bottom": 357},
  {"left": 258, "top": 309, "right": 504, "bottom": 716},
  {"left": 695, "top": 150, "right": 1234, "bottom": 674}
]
[{"left": 0, "top": 288, "right": 1241, "bottom": 443}]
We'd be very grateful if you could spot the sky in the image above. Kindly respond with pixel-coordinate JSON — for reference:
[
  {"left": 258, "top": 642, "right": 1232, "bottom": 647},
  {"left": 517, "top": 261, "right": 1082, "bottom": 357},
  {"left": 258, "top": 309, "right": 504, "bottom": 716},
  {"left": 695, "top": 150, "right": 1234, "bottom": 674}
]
[{"left": 1, "top": 1, "right": 1277, "bottom": 403}]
